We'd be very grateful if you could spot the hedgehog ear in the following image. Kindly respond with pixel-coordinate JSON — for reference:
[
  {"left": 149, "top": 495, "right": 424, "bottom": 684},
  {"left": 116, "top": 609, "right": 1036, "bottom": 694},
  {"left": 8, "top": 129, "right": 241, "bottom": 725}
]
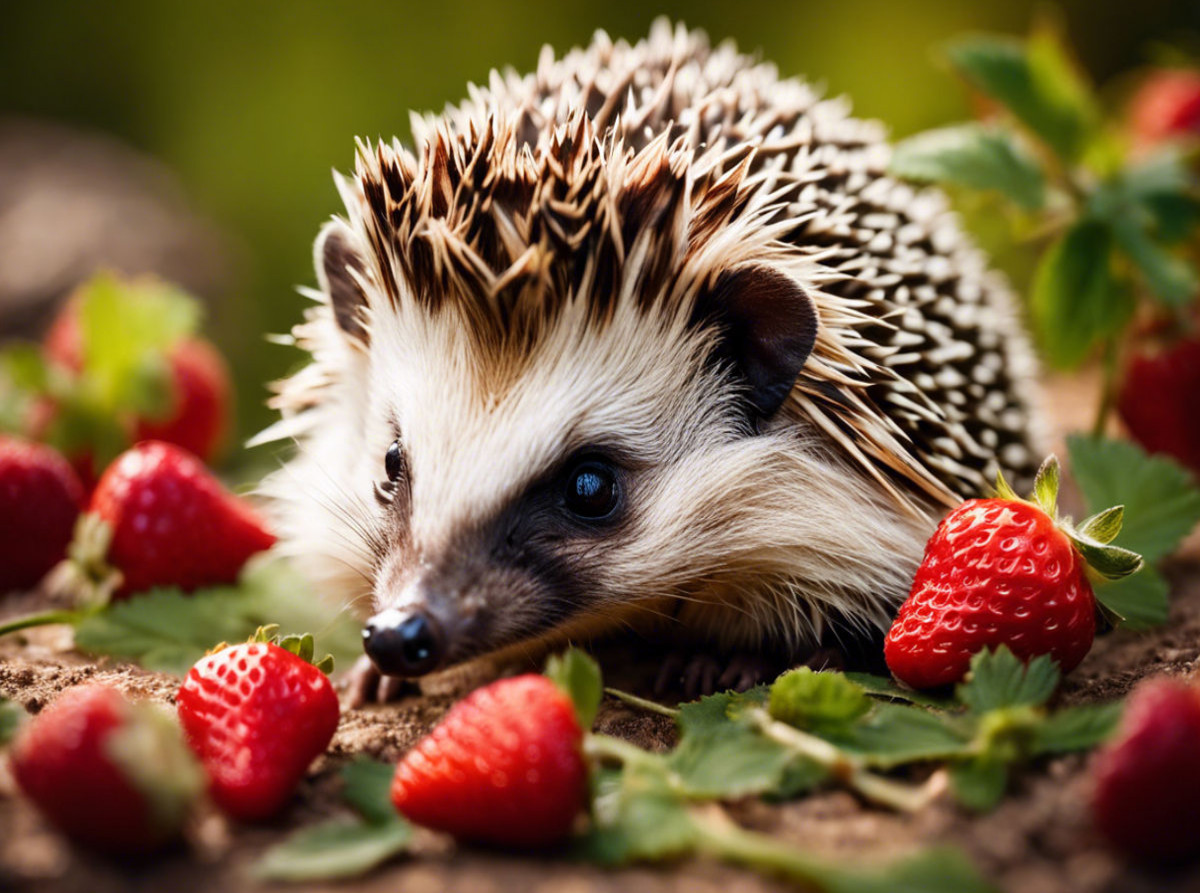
[
  {"left": 699, "top": 266, "right": 819, "bottom": 421},
  {"left": 316, "top": 220, "right": 370, "bottom": 346}
]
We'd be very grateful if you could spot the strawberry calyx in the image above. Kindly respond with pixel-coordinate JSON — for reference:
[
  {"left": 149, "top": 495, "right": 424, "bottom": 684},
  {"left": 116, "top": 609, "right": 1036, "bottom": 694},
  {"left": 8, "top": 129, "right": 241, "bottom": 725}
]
[
  {"left": 210, "top": 625, "right": 335, "bottom": 675},
  {"left": 995, "top": 455, "right": 1144, "bottom": 620}
]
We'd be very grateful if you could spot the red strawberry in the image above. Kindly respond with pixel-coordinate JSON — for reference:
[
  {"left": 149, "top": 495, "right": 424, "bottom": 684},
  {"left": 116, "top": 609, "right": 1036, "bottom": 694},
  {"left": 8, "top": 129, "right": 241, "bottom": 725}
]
[
  {"left": 391, "top": 674, "right": 587, "bottom": 848},
  {"left": 0, "top": 436, "right": 84, "bottom": 592},
  {"left": 885, "top": 457, "right": 1142, "bottom": 690},
  {"left": 1129, "top": 68, "right": 1200, "bottom": 150},
  {"left": 1091, "top": 677, "right": 1200, "bottom": 863},
  {"left": 43, "top": 296, "right": 232, "bottom": 465},
  {"left": 89, "top": 440, "right": 275, "bottom": 597},
  {"left": 1117, "top": 335, "right": 1200, "bottom": 476},
  {"left": 133, "top": 338, "right": 231, "bottom": 463},
  {"left": 10, "top": 684, "right": 203, "bottom": 853},
  {"left": 176, "top": 632, "right": 340, "bottom": 821}
]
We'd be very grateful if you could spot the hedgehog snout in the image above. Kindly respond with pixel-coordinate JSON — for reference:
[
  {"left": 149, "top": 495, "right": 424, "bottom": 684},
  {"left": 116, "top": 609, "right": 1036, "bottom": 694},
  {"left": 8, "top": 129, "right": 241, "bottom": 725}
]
[{"left": 363, "top": 607, "right": 445, "bottom": 677}]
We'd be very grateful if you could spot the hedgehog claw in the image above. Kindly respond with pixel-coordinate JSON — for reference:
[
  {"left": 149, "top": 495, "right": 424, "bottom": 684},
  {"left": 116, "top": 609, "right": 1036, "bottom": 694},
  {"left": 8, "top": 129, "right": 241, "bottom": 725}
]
[{"left": 655, "top": 650, "right": 778, "bottom": 699}]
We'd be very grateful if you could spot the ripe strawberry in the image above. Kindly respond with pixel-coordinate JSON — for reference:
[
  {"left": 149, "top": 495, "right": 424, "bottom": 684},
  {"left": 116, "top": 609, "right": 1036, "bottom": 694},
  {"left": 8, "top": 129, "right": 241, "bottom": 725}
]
[
  {"left": 44, "top": 299, "right": 232, "bottom": 465},
  {"left": 1117, "top": 335, "right": 1200, "bottom": 476},
  {"left": 1091, "top": 677, "right": 1200, "bottom": 863},
  {"left": 0, "top": 436, "right": 84, "bottom": 592},
  {"left": 391, "top": 674, "right": 587, "bottom": 848},
  {"left": 885, "top": 457, "right": 1142, "bottom": 690},
  {"left": 1129, "top": 68, "right": 1200, "bottom": 150},
  {"left": 89, "top": 440, "right": 275, "bottom": 597},
  {"left": 133, "top": 338, "right": 231, "bottom": 463},
  {"left": 176, "top": 631, "right": 340, "bottom": 821},
  {"left": 10, "top": 684, "right": 203, "bottom": 853}
]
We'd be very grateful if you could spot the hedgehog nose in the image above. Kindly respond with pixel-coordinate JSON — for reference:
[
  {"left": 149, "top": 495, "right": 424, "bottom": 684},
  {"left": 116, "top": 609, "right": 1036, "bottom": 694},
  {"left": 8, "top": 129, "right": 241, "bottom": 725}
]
[{"left": 362, "top": 608, "right": 444, "bottom": 677}]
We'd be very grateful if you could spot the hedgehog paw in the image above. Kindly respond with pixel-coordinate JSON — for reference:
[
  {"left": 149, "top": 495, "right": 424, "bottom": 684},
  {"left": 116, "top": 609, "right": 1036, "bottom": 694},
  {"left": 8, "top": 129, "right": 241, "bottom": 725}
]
[
  {"left": 655, "top": 650, "right": 776, "bottom": 700},
  {"left": 345, "top": 655, "right": 418, "bottom": 708}
]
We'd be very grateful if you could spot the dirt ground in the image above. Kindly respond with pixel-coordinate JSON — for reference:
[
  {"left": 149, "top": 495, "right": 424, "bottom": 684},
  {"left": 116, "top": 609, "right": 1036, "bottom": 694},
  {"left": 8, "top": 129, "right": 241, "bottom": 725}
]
[{"left": 4, "top": 376, "right": 1200, "bottom": 893}]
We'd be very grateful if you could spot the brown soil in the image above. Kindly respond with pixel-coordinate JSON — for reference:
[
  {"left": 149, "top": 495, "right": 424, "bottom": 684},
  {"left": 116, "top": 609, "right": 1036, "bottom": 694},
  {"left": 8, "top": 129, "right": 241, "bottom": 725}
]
[{"left": 4, "top": 378, "right": 1200, "bottom": 893}]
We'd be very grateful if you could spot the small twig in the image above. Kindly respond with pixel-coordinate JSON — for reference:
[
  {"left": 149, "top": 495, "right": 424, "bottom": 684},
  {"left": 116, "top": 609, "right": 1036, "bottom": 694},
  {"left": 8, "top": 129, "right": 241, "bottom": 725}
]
[
  {"left": 1091, "top": 337, "right": 1119, "bottom": 438},
  {"left": 0, "top": 609, "right": 81, "bottom": 638}
]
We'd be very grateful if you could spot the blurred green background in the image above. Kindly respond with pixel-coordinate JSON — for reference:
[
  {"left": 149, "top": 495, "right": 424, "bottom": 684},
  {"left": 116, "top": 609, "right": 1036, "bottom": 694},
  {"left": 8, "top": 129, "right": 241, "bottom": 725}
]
[{"left": 2, "top": 0, "right": 1198, "bottom": 460}]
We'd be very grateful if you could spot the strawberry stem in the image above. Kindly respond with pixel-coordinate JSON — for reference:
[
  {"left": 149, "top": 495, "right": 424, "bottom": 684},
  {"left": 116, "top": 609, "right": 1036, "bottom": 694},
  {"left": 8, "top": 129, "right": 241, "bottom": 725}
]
[
  {"left": 1091, "top": 337, "right": 1118, "bottom": 438},
  {"left": 746, "top": 708, "right": 945, "bottom": 812},
  {"left": 0, "top": 609, "right": 83, "bottom": 638},
  {"left": 602, "top": 687, "right": 680, "bottom": 718}
]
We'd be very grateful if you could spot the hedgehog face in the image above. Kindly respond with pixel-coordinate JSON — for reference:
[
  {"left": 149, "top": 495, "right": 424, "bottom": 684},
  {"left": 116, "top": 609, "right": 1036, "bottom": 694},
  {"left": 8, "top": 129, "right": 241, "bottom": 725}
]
[{"left": 357, "top": 290, "right": 757, "bottom": 675}]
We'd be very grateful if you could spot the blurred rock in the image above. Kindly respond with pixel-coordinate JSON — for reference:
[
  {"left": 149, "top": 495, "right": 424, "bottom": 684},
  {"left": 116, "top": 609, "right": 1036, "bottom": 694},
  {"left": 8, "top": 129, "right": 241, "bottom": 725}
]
[{"left": 0, "top": 118, "right": 233, "bottom": 338}]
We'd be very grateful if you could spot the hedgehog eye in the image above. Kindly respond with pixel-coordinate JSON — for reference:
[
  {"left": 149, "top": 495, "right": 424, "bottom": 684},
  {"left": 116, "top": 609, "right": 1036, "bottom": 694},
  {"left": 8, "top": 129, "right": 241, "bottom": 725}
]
[
  {"left": 384, "top": 440, "right": 404, "bottom": 482},
  {"left": 563, "top": 459, "right": 620, "bottom": 521}
]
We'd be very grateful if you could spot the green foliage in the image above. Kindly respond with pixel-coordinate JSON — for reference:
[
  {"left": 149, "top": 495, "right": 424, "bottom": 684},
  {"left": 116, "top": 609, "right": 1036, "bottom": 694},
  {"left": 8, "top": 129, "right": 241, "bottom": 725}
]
[
  {"left": 1030, "top": 220, "right": 1133, "bottom": 369},
  {"left": 668, "top": 719, "right": 797, "bottom": 799},
  {"left": 1032, "top": 702, "right": 1123, "bottom": 755},
  {"left": 944, "top": 32, "right": 1097, "bottom": 163},
  {"left": 253, "top": 819, "right": 411, "bottom": 882},
  {"left": 843, "top": 672, "right": 954, "bottom": 709},
  {"left": 889, "top": 124, "right": 1045, "bottom": 209},
  {"left": 950, "top": 758, "right": 1009, "bottom": 812},
  {"left": 825, "top": 703, "right": 973, "bottom": 768},
  {"left": 254, "top": 757, "right": 411, "bottom": 882},
  {"left": 958, "top": 648, "right": 1060, "bottom": 713},
  {"left": 341, "top": 758, "right": 401, "bottom": 826},
  {"left": 768, "top": 667, "right": 871, "bottom": 732},
  {"left": 72, "top": 558, "right": 362, "bottom": 675},
  {"left": 545, "top": 648, "right": 602, "bottom": 730}
]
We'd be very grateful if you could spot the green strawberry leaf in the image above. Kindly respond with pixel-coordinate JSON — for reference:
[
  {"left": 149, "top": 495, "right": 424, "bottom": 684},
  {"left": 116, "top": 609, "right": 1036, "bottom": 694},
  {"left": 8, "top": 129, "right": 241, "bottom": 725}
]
[
  {"left": 545, "top": 648, "right": 602, "bottom": 730},
  {"left": 768, "top": 667, "right": 872, "bottom": 733},
  {"left": 1092, "top": 566, "right": 1170, "bottom": 630},
  {"left": 1067, "top": 435, "right": 1200, "bottom": 565},
  {"left": 677, "top": 687, "right": 769, "bottom": 738},
  {"left": 825, "top": 704, "right": 973, "bottom": 767},
  {"left": 253, "top": 818, "right": 412, "bottom": 882},
  {"left": 581, "top": 763, "right": 699, "bottom": 865},
  {"left": 843, "top": 673, "right": 955, "bottom": 709},
  {"left": 72, "top": 558, "right": 362, "bottom": 675},
  {"left": 889, "top": 123, "right": 1046, "bottom": 209},
  {"left": 944, "top": 32, "right": 1097, "bottom": 163},
  {"left": 820, "top": 846, "right": 998, "bottom": 893},
  {"left": 669, "top": 722, "right": 797, "bottom": 799},
  {"left": 1075, "top": 505, "right": 1124, "bottom": 545},
  {"left": 958, "top": 648, "right": 1060, "bottom": 713},
  {"left": 1030, "top": 220, "right": 1134, "bottom": 370},
  {"left": 1110, "top": 214, "right": 1199, "bottom": 308},
  {"left": 1031, "top": 701, "right": 1123, "bottom": 755},
  {"left": 768, "top": 757, "right": 830, "bottom": 801},
  {"left": 341, "top": 758, "right": 397, "bottom": 826},
  {"left": 949, "top": 758, "right": 1009, "bottom": 812},
  {"left": 0, "top": 698, "right": 25, "bottom": 745}
]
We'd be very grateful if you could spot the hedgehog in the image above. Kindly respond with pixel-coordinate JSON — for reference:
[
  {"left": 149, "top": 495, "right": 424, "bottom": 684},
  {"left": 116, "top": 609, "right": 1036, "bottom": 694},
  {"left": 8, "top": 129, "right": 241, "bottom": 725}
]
[{"left": 256, "top": 20, "right": 1046, "bottom": 701}]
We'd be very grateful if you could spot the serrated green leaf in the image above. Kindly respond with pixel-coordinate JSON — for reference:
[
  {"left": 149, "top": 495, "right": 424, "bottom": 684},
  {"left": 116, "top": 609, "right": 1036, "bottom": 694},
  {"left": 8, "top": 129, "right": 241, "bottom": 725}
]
[
  {"left": 545, "top": 648, "right": 602, "bottom": 730},
  {"left": 676, "top": 687, "right": 768, "bottom": 738},
  {"left": 889, "top": 124, "right": 1046, "bottom": 209},
  {"left": 1093, "top": 566, "right": 1170, "bottom": 630},
  {"left": 950, "top": 758, "right": 1009, "bottom": 812},
  {"left": 767, "top": 757, "right": 829, "bottom": 801},
  {"left": 768, "top": 668, "right": 871, "bottom": 733},
  {"left": 1076, "top": 505, "right": 1124, "bottom": 544},
  {"left": 582, "top": 763, "right": 698, "bottom": 865},
  {"left": 0, "top": 699, "right": 25, "bottom": 744},
  {"left": 73, "top": 558, "right": 362, "bottom": 675},
  {"left": 341, "top": 758, "right": 397, "bottom": 825},
  {"left": 843, "top": 673, "right": 955, "bottom": 710},
  {"left": 1030, "top": 221, "right": 1134, "bottom": 369},
  {"left": 1032, "top": 701, "right": 1123, "bottom": 755},
  {"left": 1067, "top": 435, "right": 1200, "bottom": 564},
  {"left": 825, "top": 704, "right": 973, "bottom": 767},
  {"left": 253, "top": 818, "right": 411, "bottom": 882},
  {"left": 670, "top": 723, "right": 797, "bottom": 799},
  {"left": 945, "top": 33, "right": 1096, "bottom": 162},
  {"left": 958, "top": 648, "right": 1060, "bottom": 713}
]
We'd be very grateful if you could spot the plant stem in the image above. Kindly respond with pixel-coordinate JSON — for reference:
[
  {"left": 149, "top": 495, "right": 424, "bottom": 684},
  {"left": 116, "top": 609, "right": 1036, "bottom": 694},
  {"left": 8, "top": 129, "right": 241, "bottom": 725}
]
[
  {"left": 1091, "top": 338, "right": 1119, "bottom": 438},
  {"left": 747, "top": 709, "right": 945, "bottom": 813},
  {"left": 584, "top": 733, "right": 663, "bottom": 768},
  {"left": 0, "top": 609, "right": 81, "bottom": 638},
  {"left": 603, "top": 687, "right": 680, "bottom": 718},
  {"left": 691, "top": 806, "right": 845, "bottom": 891}
]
